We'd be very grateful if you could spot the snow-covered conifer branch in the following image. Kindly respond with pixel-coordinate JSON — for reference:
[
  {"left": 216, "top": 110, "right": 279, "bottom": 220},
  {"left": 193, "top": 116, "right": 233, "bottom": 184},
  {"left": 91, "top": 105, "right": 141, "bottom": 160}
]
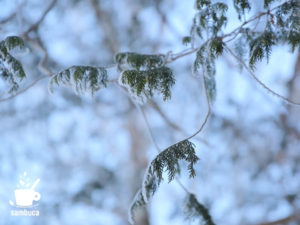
[
  {"left": 49, "top": 66, "right": 108, "bottom": 95},
  {"left": 0, "top": 36, "right": 26, "bottom": 93}
]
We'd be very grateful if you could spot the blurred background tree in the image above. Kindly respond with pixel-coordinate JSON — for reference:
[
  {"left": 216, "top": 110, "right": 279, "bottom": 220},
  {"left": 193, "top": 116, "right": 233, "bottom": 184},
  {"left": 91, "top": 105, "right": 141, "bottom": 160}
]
[{"left": 0, "top": 0, "right": 299, "bottom": 224}]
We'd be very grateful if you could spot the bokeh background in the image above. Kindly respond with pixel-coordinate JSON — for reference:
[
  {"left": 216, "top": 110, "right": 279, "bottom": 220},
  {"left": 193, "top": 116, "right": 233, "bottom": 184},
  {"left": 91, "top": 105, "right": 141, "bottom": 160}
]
[{"left": 0, "top": 0, "right": 299, "bottom": 224}]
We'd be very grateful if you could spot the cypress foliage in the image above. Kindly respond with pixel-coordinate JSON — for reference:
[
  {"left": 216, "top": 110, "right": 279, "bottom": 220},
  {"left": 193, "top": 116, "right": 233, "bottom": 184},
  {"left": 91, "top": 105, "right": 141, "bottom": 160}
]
[
  {"left": 275, "top": 1, "right": 300, "bottom": 51},
  {"left": 49, "top": 66, "right": 108, "bottom": 95},
  {"left": 1, "top": 1, "right": 299, "bottom": 224},
  {"left": 121, "top": 67, "right": 175, "bottom": 101},
  {"left": 192, "top": 1, "right": 228, "bottom": 38},
  {"left": 115, "top": 52, "right": 165, "bottom": 71},
  {"left": 129, "top": 140, "right": 199, "bottom": 224},
  {"left": 116, "top": 52, "right": 175, "bottom": 102},
  {"left": 182, "top": 36, "right": 192, "bottom": 46},
  {"left": 184, "top": 194, "right": 215, "bottom": 225},
  {"left": 233, "top": 0, "right": 251, "bottom": 19},
  {"left": 249, "top": 25, "right": 277, "bottom": 69},
  {"left": 144, "top": 140, "right": 199, "bottom": 187},
  {"left": 129, "top": 1, "right": 299, "bottom": 222},
  {"left": 0, "top": 36, "right": 26, "bottom": 93},
  {"left": 128, "top": 189, "right": 146, "bottom": 225},
  {"left": 231, "top": 0, "right": 300, "bottom": 69},
  {"left": 190, "top": 0, "right": 227, "bottom": 103},
  {"left": 193, "top": 38, "right": 225, "bottom": 102},
  {"left": 264, "top": 0, "right": 277, "bottom": 8}
]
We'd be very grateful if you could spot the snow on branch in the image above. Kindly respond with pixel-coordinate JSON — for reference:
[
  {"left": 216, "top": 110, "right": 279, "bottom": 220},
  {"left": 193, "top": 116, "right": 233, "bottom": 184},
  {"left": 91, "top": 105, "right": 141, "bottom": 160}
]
[
  {"left": 115, "top": 52, "right": 165, "bottom": 71},
  {"left": 49, "top": 66, "right": 108, "bottom": 95},
  {"left": 116, "top": 52, "right": 175, "bottom": 103},
  {"left": 0, "top": 36, "right": 26, "bottom": 93},
  {"left": 120, "top": 67, "right": 175, "bottom": 102},
  {"left": 129, "top": 140, "right": 199, "bottom": 224}
]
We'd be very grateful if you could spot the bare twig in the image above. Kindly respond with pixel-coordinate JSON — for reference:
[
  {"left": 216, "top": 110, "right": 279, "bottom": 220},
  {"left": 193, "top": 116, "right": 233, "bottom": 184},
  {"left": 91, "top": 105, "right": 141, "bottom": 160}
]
[
  {"left": 0, "top": 13, "right": 17, "bottom": 25},
  {"left": 1, "top": 0, "right": 57, "bottom": 102},
  {"left": 257, "top": 213, "right": 298, "bottom": 225},
  {"left": 225, "top": 44, "right": 300, "bottom": 106},
  {"left": 222, "top": 2, "right": 281, "bottom": 42},
  {"left": 29, "top": 37, "right": 53, "bottom": 76},
  {"left": 166, "top": 1, "right": 287, "bottom": 64},
  {"left": 0, "top": 76, "right": 48, "bottom": 102},
  {"left": 115, "top": 83, "right": 193, "bottom": 195},
  {"left": 22, "top": 0, "right": 57, "bottom": 37},
  {"left": 138, "top": 104, "right": 161, "bottom": 153},
  {"left": 87, "top": 0, "right": 119, "bottom": 54},
  {"left": 0, "top": 1, "right": 26, "bottom": 25},
  {"left": 120, "top": 67, "right": 211, "bottom": 197},
  {"left": 146, "top": 68, "right": 211, "bottom": 154},
  {"left": 148, "top": 100, "right": 212, "bottom": 147}
]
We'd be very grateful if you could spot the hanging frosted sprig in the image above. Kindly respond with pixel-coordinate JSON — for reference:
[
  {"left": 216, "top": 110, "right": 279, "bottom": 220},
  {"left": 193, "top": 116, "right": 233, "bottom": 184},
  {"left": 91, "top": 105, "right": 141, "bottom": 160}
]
[
  {"left": 0, "top": 36, "right": 26, "bottom": 93},
  {"left": 49, "top": 66, "right": 108, "bottom": 95}
]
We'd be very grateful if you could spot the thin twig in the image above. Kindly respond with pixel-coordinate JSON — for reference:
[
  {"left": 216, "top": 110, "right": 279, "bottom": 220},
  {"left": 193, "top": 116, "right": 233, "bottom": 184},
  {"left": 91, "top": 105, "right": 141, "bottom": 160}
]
[
  {"left": 22, "top": 0, "right": 57, "bottom": 37},
  {"left": 118, "top": 64, "right": 211, "bottom": 195},
  {"left": 138, "top": 102, "right": 192, "bottom": 193},
  {"left": 0, "top": 12, "right": 17, "bottom": 25},
  {"left": 87, "top": 0, "right": 119, "bottom": 54},
  {"left": 222, "top": 2, "right": 282, "bottom": 42},
  {"left": 225, "top": 45, "right": 300, "bottom": 106},
  {"left": 0, "top": 1, "right": 26, "bottom": 25},
  {"left": 138, "top": 104, "right": 161, "bottom": 153},
  {"left": 166, "top": 1, "right": 286, "bottom": 64},
  {"left": 115, "top": 83, "right": 193, "bottom": 194},
  {"left": 0, "top": 76, "right": 48, "bottom": 102},
  {"left": 175, "top": 178, "right": 189, "bottom": 194},
  {"left": 148, "top": 100, "right": 212, "bottom": 147},
  {"left": 29, "top": 37, "right": 53, "bottom": 76},
  {"left": 257, "top": 213, "right": 298, "bottom": 225},
  {"left": 161, "top": 72, "right": 211, "bottom": 150},
  {"left": 138, "top": 71, "right": 211, "bottom": 192}
]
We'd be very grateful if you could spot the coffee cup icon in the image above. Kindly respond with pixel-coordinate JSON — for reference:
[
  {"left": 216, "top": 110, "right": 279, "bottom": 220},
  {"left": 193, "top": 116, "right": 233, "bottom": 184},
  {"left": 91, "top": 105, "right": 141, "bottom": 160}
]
[{"left": 14, "top": 189, "right": 41, "bottom": 207}]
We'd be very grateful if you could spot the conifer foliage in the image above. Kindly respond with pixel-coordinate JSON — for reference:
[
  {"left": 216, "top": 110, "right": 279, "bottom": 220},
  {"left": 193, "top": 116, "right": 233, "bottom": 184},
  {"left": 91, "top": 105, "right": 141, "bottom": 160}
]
[
  {"left": 129, "top": 0, "right": 300, "bottom": 223},
  {"left": 143, "top": 140, "right": 198, "bottom": 195},
  {"left": 116, "top": 52, "right": 175, "bottom": 102},
  {"left": 189, "top": 0, "right": 300, "bottom": 102},
  {"left": 0, "top": 36, "right": 26, "bottom": 93},
  {"left": 233, "top": 0, "right": 300, "bottom": 69},
  {"left": 49, "top": 66, "right": 108, "bottom": 95},
  {"left": 190, "top": 2, "right": 228, "bottom": 102},
  {"left": 115, "top": 52, "right": 165, "bottom": 71},
  {"left": 1, "top": 0, "right": 299, "bottom": 224},
  {"left": 184, "top": 194, "right": 215, "bottom": 225},
  {"left": 129, "top": 140, "right": 199, "bottom": 224}
]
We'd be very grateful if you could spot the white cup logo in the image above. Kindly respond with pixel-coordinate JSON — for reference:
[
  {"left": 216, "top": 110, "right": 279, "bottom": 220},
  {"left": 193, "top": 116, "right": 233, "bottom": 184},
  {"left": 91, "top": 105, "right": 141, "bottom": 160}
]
[
  {"left": 14, "top": 189, "right": 41, "bottom": 207},
  {"left": 9, "top": 172, "right": 41, "bottom": 209}
]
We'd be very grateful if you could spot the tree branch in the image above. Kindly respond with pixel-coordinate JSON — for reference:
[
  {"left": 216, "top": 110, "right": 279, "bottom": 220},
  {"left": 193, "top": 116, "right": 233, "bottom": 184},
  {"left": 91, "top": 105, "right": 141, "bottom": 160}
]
[
  {"left": 115, "top": 83, "right": 193, "bottom": 195},
  {"left": 225, "top": 44, "right": 300, "bottom": 106},
  {"left": 87, "top": 0, "right": 119, "bottom": 54},
  {"left": 22, "top": 0, "right": 57, "bottom": 37},
  {"left": 148, "top": 100, "right": 212, "bottom": 147},
  {"left": 258, "top": 213, "right": 298, "bottom": 225},
  {"left": 166, "top": 1, "right": 290, "bottom": 64},
  {"left": 0, "top": 1, "right": 26, "bottom": 25},
  {"left": 0, "top": 75, "right": 48, "bottom": 102},
  {"left": 29, "top": 37, "right": 53, "bottom": 76}
]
